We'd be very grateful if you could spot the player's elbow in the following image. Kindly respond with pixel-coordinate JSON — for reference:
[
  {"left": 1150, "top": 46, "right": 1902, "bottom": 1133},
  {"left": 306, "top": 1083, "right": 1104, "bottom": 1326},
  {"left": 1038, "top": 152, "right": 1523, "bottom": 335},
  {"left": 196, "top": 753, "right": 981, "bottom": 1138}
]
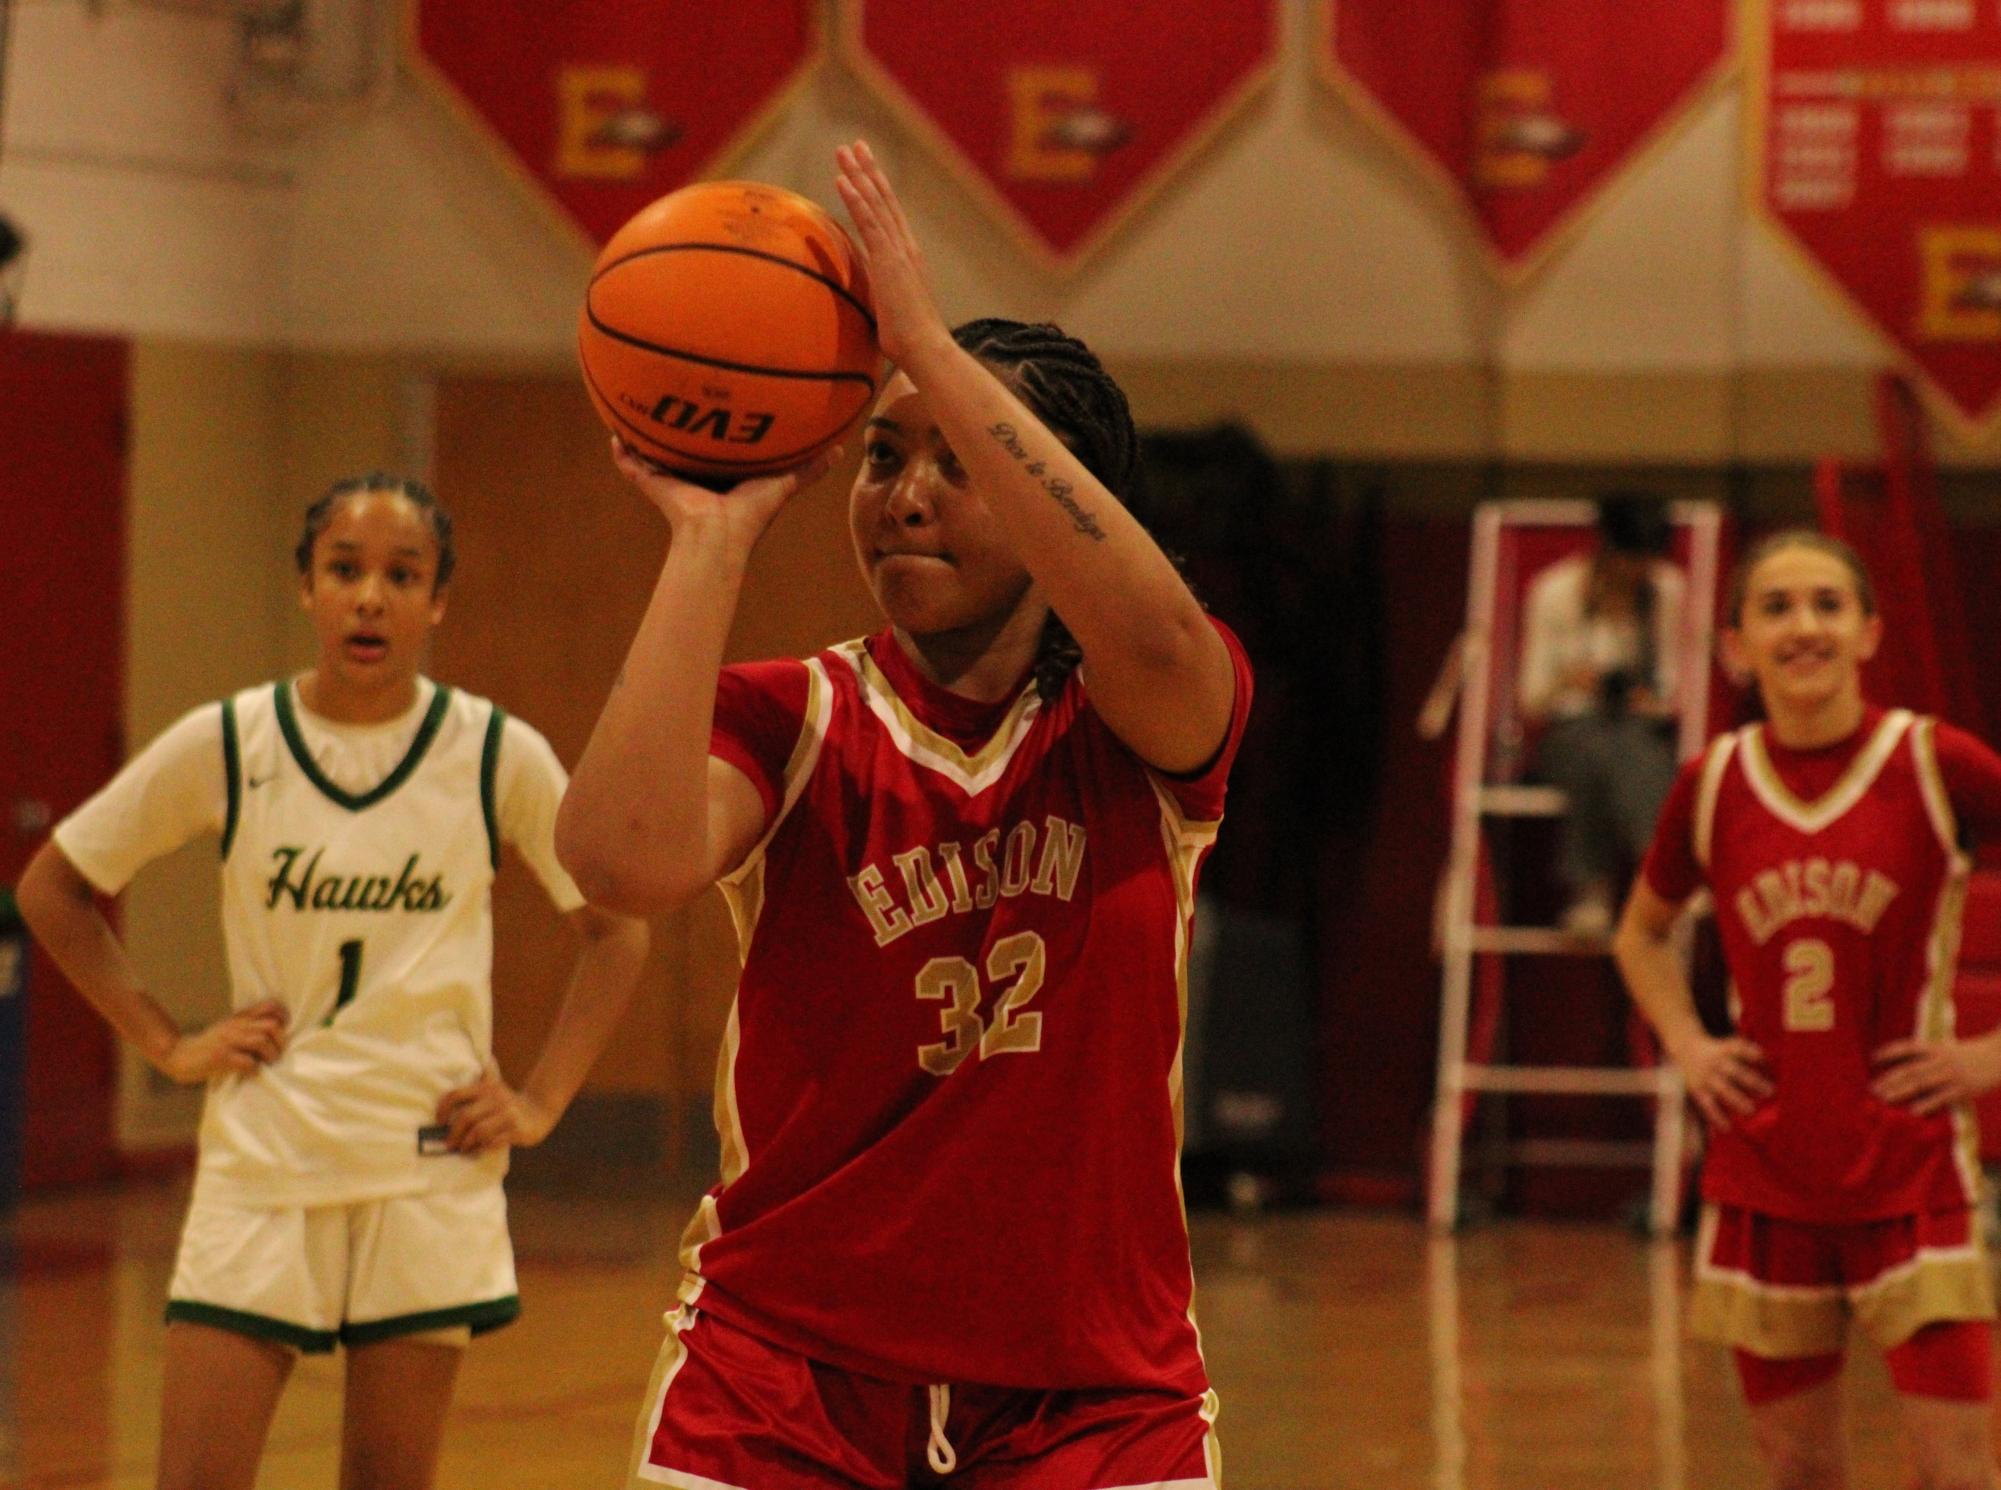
[
  {"left": 556, "top": 809, "right": 698, "bottom": 919},
  {"left": 573, "top": 902, "right": 653, "bottom": 956},
  {"left": 561, "top": 850, "right": 697, "bottom": 919},
  {"left": 1128, "top": 600, "right": 1219, "bottom": 681},
  {"left": 16, "top": 843, "right": 91, "bottom": 940},
  {"left": 1609, "top": 908, "right": 1667, "bottom": 979}
]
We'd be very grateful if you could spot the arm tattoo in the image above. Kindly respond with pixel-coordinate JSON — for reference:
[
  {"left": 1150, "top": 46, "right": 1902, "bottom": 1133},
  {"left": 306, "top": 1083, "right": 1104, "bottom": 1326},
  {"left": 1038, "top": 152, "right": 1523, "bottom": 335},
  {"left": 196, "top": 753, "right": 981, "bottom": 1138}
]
[{"left": 988, "top": 422, "right": 1107, "bottom": 541}]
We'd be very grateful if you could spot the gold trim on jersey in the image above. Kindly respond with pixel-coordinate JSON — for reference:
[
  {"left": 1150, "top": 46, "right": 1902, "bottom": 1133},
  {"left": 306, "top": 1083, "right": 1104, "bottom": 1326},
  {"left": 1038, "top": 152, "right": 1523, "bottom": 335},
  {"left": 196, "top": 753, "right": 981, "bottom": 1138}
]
[
  {"left": 713, "top": 1003, "right": 748, "bottom": 1189},
  {"left": 717, "top": 658, "right": 831, "bottom": 964},
  {"left": 1904, "top": 717, "right": 1981, "bottom": 1206},
  {"left": 1148, "top": 772, "right": 1223, "bottom": 1405},
  {"left": 679, "top": 969, "right": 756, "bottom": 1280},
  {"left": 720, "top": 660, "right": 834, "bottom": 903},
  {"left": 1919, "top": 863, "right": 1980, "bottom": 1206},
  {"left": 721, "top": 862, "right": 766, "bottom": 969},
  {"left": 1736, "top": 711, "right": 1912, "bottom": 835},
  {"left": 1911, "top": 718, "right": 1962, "bottom": 862},
  {"left": 1149, "top": 774, "right": 1221, "bottom": 1145},
  {"left": 1693, "top": 732, "right": 1740, "bottom": 871},
  {"left": 676, "top": 1197, "right": 722, "bottom": 1295},
  {"left": 683, "top": 663, "right": 834, "bottom": 1290},
  {"left": 829, "top": 639, "right": 1043, "bottom": 797}
]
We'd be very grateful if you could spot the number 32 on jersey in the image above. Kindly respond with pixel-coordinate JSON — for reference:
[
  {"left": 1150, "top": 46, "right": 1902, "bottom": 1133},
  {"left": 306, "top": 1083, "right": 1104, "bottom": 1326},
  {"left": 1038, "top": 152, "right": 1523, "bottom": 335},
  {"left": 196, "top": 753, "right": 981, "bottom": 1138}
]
[{"left": 915, "top": 931, "right": 1046, "bottom": 1076}]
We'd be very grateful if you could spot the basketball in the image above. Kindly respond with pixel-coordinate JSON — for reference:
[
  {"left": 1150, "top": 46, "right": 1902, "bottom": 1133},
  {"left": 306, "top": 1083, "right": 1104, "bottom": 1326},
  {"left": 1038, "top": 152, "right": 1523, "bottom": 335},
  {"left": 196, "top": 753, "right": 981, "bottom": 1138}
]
[{"left": 578, "top": 180, "right": 879, "bottom": 483}]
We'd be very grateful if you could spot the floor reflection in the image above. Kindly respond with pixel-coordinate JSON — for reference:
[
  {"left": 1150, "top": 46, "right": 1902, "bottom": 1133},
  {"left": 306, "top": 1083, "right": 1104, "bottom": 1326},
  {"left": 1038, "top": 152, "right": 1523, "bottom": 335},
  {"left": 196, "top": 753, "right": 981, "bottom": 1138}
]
[{"left": 0, "top": 1179, "right": 1968, "bottom": 1490}]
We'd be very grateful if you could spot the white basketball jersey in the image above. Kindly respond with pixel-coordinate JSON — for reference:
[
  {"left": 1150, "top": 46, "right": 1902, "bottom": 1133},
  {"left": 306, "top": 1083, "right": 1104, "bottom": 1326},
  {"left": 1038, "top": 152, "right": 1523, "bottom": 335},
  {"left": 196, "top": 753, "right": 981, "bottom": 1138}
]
[{"left": 200, "top": 681, "right": 512, "bottom": 1206}]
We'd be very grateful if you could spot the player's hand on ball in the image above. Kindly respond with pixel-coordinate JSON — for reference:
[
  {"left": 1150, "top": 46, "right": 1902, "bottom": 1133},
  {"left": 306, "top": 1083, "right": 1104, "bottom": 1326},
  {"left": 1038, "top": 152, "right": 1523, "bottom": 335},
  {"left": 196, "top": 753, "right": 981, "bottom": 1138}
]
[
  {"left": 1670, "top": 1031, "right": 1771, "bottom": 1130},
  {"left": 611, "top": 436, "right": 836, "bottom": 555},
  {"left": 159, "top": 998, "right": 288, "bottom": 1082},
  {"left": 834, "top": 141, "right": 951, "bottom": 372},
  {"left": 1871, "top": 1036, "right": 2001, "bottom": 1116},
  {"left": 435, "top": 1068, "right": 556, "bottom": 1154}
]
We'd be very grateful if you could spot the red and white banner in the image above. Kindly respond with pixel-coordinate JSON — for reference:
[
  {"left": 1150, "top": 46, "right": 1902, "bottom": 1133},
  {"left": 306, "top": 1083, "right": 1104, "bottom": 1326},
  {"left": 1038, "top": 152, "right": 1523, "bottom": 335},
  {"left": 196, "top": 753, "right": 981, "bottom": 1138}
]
[
  {"left": 412, "top": 1, "right": 821, "bottom": 247},
  {"left": 842, "top": 0, "right": 1279, "bottom": 269},
  {"left": 1321, "top": 0, "right": 1732, "bottom": 272},
  {"left": 1752, "top": 0, "right": 2001, "bottom": 435}
]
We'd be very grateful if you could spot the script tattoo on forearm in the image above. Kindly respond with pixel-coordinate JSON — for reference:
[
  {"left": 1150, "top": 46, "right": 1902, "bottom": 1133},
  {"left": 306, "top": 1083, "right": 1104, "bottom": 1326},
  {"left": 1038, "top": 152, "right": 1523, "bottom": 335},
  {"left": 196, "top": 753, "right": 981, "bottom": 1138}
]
[{"left": 988, "top": 422, "right": 1107, "bottom": 541}]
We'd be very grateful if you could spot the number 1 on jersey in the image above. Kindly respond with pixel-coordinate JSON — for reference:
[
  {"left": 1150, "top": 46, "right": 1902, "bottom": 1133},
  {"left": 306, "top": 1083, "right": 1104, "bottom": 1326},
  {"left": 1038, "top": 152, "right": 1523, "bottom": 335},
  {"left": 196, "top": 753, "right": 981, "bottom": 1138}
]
[{"left": 326, "top": 938, "right": 363, "bottom": 1026}]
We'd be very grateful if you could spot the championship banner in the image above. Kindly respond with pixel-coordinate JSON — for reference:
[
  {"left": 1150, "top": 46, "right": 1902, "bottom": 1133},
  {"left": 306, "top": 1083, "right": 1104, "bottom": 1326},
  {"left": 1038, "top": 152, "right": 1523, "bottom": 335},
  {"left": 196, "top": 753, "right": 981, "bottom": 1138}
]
[
  {"left": 1321, "top": 0, "right": 1732, "bottom": 272},
  {"left": 842, "top": 1, "right": 1279, "bottom": 269},
  {"left": 1751, "top": 0, "right": 2001, "bottom": 435},
  {"left": 412, "top": 1, "right": 821, "bottom": 247}
]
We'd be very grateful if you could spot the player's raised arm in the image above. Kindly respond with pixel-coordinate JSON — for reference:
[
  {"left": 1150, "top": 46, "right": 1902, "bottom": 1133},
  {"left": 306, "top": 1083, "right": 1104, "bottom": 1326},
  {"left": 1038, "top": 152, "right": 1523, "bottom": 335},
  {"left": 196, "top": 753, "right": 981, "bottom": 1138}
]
[
  {"left": 556, "top": 443, "right": 831, "bottom": 915},
  {"left": 834, "top": 141, "right": 1234, "bottom": 775}
]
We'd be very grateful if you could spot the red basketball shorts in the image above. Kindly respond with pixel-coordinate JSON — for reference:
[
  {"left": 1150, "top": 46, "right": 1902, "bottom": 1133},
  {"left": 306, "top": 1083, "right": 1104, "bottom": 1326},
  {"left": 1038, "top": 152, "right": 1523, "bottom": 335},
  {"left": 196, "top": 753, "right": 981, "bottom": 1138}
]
[
  {"left": 624, "top": 1305, "right": 1221, "bottom": 1490},
  {"left": 1689, "top": 1202, "right": 1995, "bottom": 1363}
]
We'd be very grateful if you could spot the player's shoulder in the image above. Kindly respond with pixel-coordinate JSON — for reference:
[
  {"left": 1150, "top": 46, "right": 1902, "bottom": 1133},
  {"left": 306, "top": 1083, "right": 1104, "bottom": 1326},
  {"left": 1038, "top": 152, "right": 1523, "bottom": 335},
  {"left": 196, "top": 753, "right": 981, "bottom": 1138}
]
[
  {"left": 1916, "top": 713, "right": 2001, "bottom": 780},
  {"left": 734, "top": 653, "right": 822, "bottom": 692},
  {"left": 421, "top": 684, "right": 570, "bottom": 784},
  {"left": 430, "top": 678, "right": 494, "bottom": 724},
  {"left": 123, "top": 695, "right": 237, "bottom": 771},
  {"left": 1925, "top": 714, "right": 1995, "bottom": 757},
  {"left": 220, "top": 679, "right": 282, "bottom": 725},
  {"left": 1674, "top": 727, "right": 1748, "bottom": 799},
  {"left": 813, "top": 638, "right": 871, "bottom": 685},
  {"left": 401, "top": 678, "right": 511, "bottom": 755},
  {"left": 718, "top": 654, "right": 822, "bottom": 730}
]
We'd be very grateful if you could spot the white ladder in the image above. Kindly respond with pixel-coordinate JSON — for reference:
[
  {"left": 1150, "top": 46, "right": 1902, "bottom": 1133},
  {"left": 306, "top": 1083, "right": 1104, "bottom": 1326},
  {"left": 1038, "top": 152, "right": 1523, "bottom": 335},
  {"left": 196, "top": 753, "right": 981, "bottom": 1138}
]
[{"left": 1426, "top": 499, "right": 1722, "bottom": 1235}]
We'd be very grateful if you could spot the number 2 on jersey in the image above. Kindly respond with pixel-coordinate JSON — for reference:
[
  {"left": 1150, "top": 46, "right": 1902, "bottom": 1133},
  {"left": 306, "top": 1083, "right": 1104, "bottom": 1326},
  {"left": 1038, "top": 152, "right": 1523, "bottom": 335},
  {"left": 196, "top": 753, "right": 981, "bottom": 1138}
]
[
  {"left": 915, "top": 931, "right": 1046, "bottom": 1076},
  {"left": 325, "top": 938, "right": 363, "bottom": 1026},
  {"left": 1782, "top": 937, "right": 1835, "bottom": 1032}
]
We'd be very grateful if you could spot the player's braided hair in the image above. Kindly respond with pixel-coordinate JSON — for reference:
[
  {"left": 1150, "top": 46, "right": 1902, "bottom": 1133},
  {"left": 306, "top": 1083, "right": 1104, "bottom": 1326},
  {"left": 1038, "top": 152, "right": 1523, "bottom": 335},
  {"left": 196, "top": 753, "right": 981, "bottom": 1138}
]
[
  {"left": 951, "top": 317, "right": 1143, "bottom": 700},
  {"left": 295, "top": 472, "right": 457, "bottom": 593}
]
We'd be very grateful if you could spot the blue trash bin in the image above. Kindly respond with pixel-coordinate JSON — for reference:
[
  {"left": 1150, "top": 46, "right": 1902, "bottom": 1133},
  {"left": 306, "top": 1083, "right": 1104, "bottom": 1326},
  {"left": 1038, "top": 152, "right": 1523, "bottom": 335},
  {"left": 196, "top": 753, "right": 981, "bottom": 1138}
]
[{"left": 0, "top": 887, "right": 25, "bottom": 1211}]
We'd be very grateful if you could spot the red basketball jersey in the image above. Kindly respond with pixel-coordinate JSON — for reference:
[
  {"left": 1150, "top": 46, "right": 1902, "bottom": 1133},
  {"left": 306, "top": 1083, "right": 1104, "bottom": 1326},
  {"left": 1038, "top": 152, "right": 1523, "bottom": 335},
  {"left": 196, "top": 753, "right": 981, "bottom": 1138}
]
[
  {"left": 676, "top": 620, "right": 1253, "bottom": 1393},
  {"left": 1645, "top": 708, "right": 2001, "bottom": 1221}
]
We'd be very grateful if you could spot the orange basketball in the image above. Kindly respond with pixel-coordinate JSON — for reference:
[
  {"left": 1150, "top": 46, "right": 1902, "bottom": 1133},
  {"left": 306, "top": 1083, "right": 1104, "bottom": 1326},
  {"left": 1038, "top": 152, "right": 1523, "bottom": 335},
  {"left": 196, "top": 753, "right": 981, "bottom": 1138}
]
[{"left": 578, "top": 181, "right": 879, "bottom": 483}]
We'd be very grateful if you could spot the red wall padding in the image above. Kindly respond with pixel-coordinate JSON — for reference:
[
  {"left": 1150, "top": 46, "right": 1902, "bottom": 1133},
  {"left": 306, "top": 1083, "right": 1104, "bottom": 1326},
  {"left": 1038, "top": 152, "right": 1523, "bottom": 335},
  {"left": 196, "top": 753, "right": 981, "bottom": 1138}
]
[{"left": 0, "top": 329, "right": 128, "bottom": 1189}]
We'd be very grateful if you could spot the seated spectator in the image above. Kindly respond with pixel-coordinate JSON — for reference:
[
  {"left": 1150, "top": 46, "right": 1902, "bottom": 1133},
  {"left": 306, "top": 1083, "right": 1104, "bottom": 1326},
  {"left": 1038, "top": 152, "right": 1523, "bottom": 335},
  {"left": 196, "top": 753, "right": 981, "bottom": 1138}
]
[{"left": 1517, "top": 492, "right": 1685, "bottom": 937}]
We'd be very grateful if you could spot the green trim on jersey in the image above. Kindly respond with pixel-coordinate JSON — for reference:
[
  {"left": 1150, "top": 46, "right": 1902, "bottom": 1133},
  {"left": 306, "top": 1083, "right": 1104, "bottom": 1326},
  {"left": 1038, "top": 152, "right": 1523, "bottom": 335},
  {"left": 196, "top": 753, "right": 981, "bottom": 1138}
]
[
  {"left": 166, "top": 1299, "right": 339, "bottom": 1353},
  {"left": 479, "top": 706, "right": 506, "bottom": 871},
  {"left": 340, "top": 1293, "right": 520, "bottom": 1345},
  {"left": 273, "top": 681, "right": 454, "bottom": 812},
  {"left": 219, "top": 697, "right": 242, "bottom": 859}
]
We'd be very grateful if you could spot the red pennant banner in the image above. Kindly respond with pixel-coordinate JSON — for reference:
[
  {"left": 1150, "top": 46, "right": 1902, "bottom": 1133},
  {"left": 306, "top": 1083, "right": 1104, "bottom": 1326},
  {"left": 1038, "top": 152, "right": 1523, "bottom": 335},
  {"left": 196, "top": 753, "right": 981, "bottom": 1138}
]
[
  {"left": 842, "top": 0, "right": 1279, "bottom": 268},
  {"left": 413, "top": 1, "right": 821, "bottom": 246},
  {"left": 1753, "top": 0, "right": 2001, "bottom": 434},
  {"left": 1322, "top": 0, "right": 1731, "bottom": 271}
]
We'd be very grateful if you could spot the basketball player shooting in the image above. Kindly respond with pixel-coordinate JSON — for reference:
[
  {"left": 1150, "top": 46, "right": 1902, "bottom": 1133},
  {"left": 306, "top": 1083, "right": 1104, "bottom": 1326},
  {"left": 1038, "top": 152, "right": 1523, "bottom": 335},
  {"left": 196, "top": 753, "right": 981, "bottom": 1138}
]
[{"left": 558, "top": 141, "right": 1254, "bottom": 1490}]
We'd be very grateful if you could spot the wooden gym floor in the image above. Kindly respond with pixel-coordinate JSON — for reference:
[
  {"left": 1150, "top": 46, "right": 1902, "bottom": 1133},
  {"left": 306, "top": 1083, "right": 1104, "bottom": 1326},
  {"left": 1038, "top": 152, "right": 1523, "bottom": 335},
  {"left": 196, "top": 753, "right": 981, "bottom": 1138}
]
[{"left": 0, "top": 1173, "right": 1969, "bottom": 1489}]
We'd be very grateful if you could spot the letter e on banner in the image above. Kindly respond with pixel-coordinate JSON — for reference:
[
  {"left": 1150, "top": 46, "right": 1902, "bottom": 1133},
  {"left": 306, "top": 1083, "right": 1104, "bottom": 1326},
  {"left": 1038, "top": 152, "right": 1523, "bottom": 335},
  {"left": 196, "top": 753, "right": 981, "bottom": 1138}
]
[
  {"left": 1751, "top": 0, "right": 2001, "bottom": 434},
  {"left": 413, "top": 1, "right": 821, "bottom": 247},
  {"left": 842, "top": 0, "right": 1279, "bottom": 270}
]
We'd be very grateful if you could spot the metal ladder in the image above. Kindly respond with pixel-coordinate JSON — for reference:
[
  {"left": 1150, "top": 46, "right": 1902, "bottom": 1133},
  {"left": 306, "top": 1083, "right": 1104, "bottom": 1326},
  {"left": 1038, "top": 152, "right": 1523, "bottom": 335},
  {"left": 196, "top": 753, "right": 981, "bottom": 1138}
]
[{"left": 1426, "top": 499, "right": 1722, "bottom": 1235}]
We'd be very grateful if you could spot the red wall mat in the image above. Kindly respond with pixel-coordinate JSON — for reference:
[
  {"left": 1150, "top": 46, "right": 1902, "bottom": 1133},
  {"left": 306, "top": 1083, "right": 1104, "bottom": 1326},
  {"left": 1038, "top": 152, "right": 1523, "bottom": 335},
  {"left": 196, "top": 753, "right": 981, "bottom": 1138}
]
[{"left": 0, "top": 329, "right": 128, "bottom": 1189}]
